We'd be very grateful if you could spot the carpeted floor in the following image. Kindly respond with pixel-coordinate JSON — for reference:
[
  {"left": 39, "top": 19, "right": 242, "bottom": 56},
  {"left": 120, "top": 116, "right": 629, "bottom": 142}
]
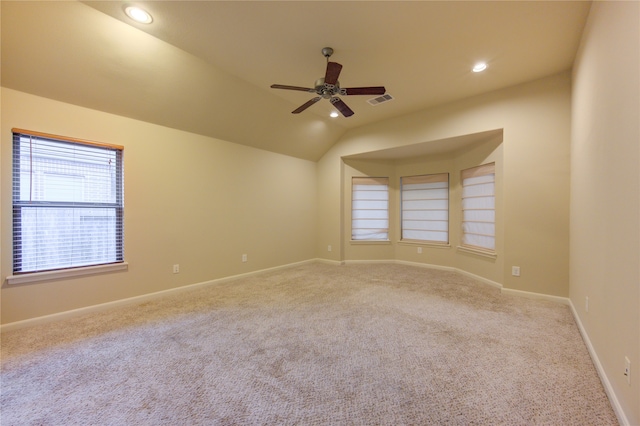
[{"left": 1, "top": 263, "right": 618, "bottom": 425}]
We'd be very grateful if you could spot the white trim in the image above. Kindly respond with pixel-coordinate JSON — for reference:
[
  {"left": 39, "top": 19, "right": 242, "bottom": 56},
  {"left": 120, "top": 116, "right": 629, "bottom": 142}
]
[
  {"left": 568, "top": 300, "right": 629, "bottom": 426},
  {"left": 394, "top": 259, "right": 457, "bottom": 273},
  {"left": 501, "top": 288, "right": 570, "bottom": 305},
  {"left": 0, "top": 259, "right": 315, "bottom": 332},
  {"left": 455, "top": 267, "right": 503, "bottom": 290},
  {"left": 397, "top": 241, "right": 451, "bottom": 249},
  {"left": 349, "top": 240, "right": 391, "bottom": 245},
  {"left": 6, "top": 262, "right": 129, "bottom": 285},
  {"left": 315, "top": 258, "right": 345, "bottom": 266},
  {"left": 344, "top": 259, "right": 397, "bottom": 265}
]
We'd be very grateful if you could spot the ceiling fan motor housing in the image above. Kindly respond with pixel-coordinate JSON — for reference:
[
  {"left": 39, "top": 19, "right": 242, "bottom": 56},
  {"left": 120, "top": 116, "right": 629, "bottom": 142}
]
[{"left": 314, "top": 78, "right": 341, "bottom": 98}]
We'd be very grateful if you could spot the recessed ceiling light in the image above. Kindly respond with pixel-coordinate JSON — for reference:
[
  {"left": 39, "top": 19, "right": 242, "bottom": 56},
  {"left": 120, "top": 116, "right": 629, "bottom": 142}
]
[
  {"left": 330, "top": 111, "right": 339, "bottom": 118},
  {"left": 125, "top": 6, "right": 153, "bottom": 24},
  {"left": 472, "top": 62, "right": 487, "bottom": 73}
]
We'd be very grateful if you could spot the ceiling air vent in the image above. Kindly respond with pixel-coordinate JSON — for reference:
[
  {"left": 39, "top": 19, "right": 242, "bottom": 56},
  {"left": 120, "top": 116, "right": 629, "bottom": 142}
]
[{"left": 367, "top": 93, "right": 394, "bottom": 106}]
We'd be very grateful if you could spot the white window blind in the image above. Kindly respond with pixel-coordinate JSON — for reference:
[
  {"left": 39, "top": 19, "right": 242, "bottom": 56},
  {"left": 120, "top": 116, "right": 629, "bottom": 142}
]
[
  {"left": 12, "top": 129, "right": 124, "bottom": 274},
  {"left": 352, "top": 177, "right": 389, "bottom": 240},
  {"left": 401, "top": 173, "right": 449, "bottom": 243},
  {"left": 461, "top": 163, "right": 495, "bottom": 252}
]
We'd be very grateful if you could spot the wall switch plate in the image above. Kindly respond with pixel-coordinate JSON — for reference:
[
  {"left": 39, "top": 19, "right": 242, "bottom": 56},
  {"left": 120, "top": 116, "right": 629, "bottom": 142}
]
[
  {"left": 417, "top": 247, "right": 422, "bottom": 254},
  {"left": 242, "top": 254, "right": 247, "bottom": 263},
  {"left": 625, "top": 356, "right": 631, "bottom": 384},
  {"left": 328, "top": 245, "right": 332, "bottom": 252},
  {"left": 511, "top": 266, "right": 520, "bottom": 276},
  {"left": 173, "top": 264, "right": 180, "bottom": 274},
  {"left": 585, "top": 296, "right": 589, "bottom": 312}
]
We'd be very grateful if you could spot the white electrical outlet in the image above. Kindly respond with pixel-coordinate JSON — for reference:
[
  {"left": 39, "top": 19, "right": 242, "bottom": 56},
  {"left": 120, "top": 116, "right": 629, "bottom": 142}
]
[
  {"left": 512, "top": 266, "right": 520, "bottom": 277},
  {"left": 585, "top": 296, "right": 589, "bottom": 313},
  {"left": 173, "top": 264, "right": 180, "bottom": 274},
  {"left": 328, "top": 245, "right": 332, "bottom": 252},
  {"left": 242, "top": 254, "right": 247, "bottom": 263},
  {"left": 625, "top": 356, "right": 631, "bottom": 385},
  {"left": 417, "top": 247, "right": 422, "bottom": 254}
]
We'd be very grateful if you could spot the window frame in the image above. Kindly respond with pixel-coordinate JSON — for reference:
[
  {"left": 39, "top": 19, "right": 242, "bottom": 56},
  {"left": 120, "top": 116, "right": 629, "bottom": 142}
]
[
  {"left": 400, "top": 173, "right": 450, "bottom": 245},
  {"left": 460, "top": 162, "right": 496, "bottom": 255},
  {"left": 10, "top": 129, "right": 126, "bottom": 282},
  {"left": 351, "top": 176, "right": 390, "bottom": 241}
]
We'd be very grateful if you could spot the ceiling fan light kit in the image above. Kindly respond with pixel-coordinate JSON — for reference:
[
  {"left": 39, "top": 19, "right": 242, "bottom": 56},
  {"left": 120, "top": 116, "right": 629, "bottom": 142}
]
[{"left": 271, "top": 47, "right": 386, "bottom": 117}]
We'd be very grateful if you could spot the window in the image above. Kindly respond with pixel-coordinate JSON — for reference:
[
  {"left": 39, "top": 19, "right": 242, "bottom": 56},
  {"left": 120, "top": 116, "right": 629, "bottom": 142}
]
[
  {"left": 351, "top": 177, "right": 389, "bottom": 240},
  {"left": 401, "top": 173, "right": 449, "bottom": 243},
  {"left": 12, "top": 129, "right": 124, "bottom": 274},
  {"left": 461, "top": 163, "right": 495, "bottom": 252}
]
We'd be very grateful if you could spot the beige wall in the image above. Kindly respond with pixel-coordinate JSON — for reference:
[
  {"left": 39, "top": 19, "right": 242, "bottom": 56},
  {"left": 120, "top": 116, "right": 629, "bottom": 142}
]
[
  {"left": 1, "top": 88, "right": 317, "bottom": 324},
  {"left": 570, "top": 2, "right": 640, "bottom": 424},
  {"left": 317, "top": 72, "right": 571, "bottom": 297}
]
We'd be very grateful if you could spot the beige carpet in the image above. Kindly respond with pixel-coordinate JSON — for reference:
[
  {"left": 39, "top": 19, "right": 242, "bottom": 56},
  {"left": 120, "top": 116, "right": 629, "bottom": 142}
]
[{"left": 1, "top": 263, "right": 618, "bottom": 425}]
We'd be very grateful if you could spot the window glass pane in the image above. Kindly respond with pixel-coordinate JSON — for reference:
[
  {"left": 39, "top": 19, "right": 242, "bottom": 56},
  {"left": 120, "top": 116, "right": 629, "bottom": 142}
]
[
  {"left": 401, "top": 174, "right": 448, "bottom": 243},
  {"left": 352, "top": 177, "right": 389, "bottom": 240},
  {"left": 404, "top": 230, "right": 448, "bottom": 241},
  {"left": 461, "top": 163, "right": 495, "bottom": 252},
  {"left": 16, "top": 137, "right": 118, "bottom": 204},
  {"left": 462, "top": 221, "right": 495, "bottom": 236},
  {"left": 462, "top": 181, "right": 494, "bottom": 197},
  {"left": 352, "top": 199, "right": 388, "bottom": 210},
  {"left": 13, "top": 132, "right": 124, "bottom": 274},
  {"left": 403, "top": 210, "right": 448, "bottom": 221},
  {"left": 462, "top": 234, "right": 495, "bottom": 250},
  {"left": 462, "top": 195, "right": 495, "bottom": 210},
  {"left": 352, "top": 209, "right": 388, "bottom": 220},
  {"left": 404, "top": 199, "right": 449, "bottom": 210}
]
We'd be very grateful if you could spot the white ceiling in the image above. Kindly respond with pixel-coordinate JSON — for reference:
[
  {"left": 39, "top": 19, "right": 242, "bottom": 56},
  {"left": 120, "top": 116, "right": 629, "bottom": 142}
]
[{"left": 1, "top": 1, "right": 591, "bottom": 161}]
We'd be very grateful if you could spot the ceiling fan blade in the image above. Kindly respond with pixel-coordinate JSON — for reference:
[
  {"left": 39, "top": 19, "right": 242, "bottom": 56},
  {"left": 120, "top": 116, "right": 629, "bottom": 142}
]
[
  {"left": 342, "top": 86, "right": 386, "bottom": 96},
  {"left": 271, "top": 84, "right": 316, "bottom": 93},
  {"left": 292, "top": 97, "right": 322, "bottom": 114},
  {"left": 330, "top": 97, "right": 354, "bottom": 117},
  {"left": 324, "top": 62, "right": 343, "bottom": 86}
]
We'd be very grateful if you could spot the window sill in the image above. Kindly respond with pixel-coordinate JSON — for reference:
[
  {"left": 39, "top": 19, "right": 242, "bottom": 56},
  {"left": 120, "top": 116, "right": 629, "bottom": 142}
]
[
  {"left": 398, "top": 240, "right": 451, "bottom": 249},
  {"left": 6, "top": 262, "right": 129, "bottom": 285},
  {"left": 350, "top": 240, "right": 391, "bottom": 245},
  {"left": 456, "top": 246, "right": 497, "bottom": 259}
]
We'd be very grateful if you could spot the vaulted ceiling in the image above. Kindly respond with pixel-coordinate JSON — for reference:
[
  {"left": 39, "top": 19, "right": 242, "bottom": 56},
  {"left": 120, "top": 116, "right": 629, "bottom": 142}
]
[{"left": 1, "top": 1, "right": 591, "bottom": 161}]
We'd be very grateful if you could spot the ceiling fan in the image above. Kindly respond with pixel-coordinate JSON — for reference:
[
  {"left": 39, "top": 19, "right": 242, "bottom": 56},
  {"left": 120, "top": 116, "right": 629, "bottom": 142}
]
[{"left": 270, "top": 47, "right": 386, "bottom": 117}]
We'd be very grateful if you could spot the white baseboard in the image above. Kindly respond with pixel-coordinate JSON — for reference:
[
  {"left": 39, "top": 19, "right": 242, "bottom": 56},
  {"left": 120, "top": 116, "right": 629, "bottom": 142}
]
[
  {"left": 0, "top": 259, "right": 317, "bottom": 333},
  {"left": 394, "top": 259, "right": 457, "bottom": 273},
  {"left": 386, "top": 259, "right": 574, "bottom": 303},
  {"left": 347, "top": 259, "right": 456, "bottom": 273},
  {"left": 501, "top": 287, "right": 569, "bottom": 305},
  {"left": 568, "top": 300, "right": 629, "bottom": 426},
  {"left": 343, "top": 259, "right": 397, "bottom": 265},
  {"left": 314, "top": 258, "right": 344, "bottom": 266},
  {"left": 455, "top": 267, "right": 503, "bottom": 290}
]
